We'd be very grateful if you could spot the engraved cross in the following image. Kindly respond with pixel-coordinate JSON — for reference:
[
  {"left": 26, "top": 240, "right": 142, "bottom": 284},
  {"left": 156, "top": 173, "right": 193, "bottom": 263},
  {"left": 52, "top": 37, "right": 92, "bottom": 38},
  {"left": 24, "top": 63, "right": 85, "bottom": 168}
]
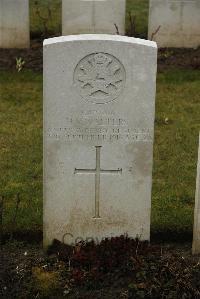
[{"left": 74, "top": 146, "right": 122, "bottom": 218}]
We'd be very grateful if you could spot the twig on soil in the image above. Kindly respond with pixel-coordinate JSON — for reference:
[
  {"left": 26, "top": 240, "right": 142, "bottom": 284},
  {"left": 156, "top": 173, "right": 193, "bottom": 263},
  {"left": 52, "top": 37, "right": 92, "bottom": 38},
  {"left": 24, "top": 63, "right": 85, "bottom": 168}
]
[
  {"left": 151, "top": 25, "right": 161, "bottom": 41},
  {"left": 127, "top": 12, "right": 136, "bottom": 37},
  {"left": 114, "top": 23, "right": 120, "bottom": 35}
]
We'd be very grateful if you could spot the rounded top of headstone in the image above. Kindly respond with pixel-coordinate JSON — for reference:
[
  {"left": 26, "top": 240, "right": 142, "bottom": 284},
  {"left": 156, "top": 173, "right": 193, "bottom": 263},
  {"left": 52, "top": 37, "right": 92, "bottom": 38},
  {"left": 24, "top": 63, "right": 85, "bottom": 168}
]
[{"left": 43, "top": 34, "right": 157, "bottom": 49}]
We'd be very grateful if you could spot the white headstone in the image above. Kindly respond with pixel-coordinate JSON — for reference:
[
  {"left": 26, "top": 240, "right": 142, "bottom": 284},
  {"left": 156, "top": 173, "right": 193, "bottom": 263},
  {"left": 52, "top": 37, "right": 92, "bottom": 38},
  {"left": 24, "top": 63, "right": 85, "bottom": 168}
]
[
  {"left": 0, "top": 0, "right": 30, "bottom": 48},
  {"left": 192, "top": 133, "right": 200, "bottom": 255},
  {"left": 148, "top": 0, "right": 200, "bottom": 48},
  {"left": 62, "top": 0, "right": 126, "bottom": 35},
  {"left": 43, "top": 35, "right": 157, "bottom": 247}
]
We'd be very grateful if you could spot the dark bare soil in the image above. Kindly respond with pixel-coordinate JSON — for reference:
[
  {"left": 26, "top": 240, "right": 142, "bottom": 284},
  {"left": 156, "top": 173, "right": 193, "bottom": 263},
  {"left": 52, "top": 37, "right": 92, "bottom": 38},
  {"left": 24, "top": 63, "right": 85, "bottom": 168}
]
[
  {"left": 1, "top": 237, "right": 200, "bottom": 299},
  {"left": 0, "top": 40, "right": 43, "bottom": 72},
  {"left": 158, "top": 47, "right": 200, "bottom": 71},
  {"left": 0, "top": 40, "right": 200, "bottom": 72}
]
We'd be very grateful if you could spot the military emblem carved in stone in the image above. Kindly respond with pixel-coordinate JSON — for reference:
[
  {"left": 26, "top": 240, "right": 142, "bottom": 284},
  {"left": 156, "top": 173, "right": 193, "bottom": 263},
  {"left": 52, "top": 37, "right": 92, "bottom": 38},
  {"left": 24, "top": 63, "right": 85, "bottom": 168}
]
[{"left": 74, "top": 52, "right": 126, "bottom": 104}]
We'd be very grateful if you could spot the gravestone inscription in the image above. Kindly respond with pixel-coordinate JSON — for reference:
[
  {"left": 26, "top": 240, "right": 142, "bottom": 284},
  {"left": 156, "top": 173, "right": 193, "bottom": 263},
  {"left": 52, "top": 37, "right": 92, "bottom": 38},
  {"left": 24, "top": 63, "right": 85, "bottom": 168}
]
[
  {"left": 62, "top": 0, "right": 126, "bottom": 35},
  {"left": 43, "top": 35, "right": 157, "bottom": 247}
]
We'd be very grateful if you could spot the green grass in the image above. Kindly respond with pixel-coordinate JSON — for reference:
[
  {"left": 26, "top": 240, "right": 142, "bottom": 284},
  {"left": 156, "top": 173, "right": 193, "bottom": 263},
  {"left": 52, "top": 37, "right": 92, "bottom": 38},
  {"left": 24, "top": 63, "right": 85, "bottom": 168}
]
[
  {"left": 0, "top": 71, "right": 43, "bottom": 231},
  {"left": 0, "top": 69, "right": 200, "bottom": 235},
  {"left": 29, "top": 0, "right": 149, "bottom": 38},
  {"left": 152, "top": 69, "right": 200, "bottom": 234}
]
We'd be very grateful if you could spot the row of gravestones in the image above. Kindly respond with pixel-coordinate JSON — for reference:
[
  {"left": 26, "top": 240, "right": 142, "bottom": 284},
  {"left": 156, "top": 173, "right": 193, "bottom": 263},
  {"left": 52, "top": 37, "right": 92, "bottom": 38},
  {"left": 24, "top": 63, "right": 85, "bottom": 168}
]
[{"left": 0, "top": 0, "right": 200, "bottom": 48}]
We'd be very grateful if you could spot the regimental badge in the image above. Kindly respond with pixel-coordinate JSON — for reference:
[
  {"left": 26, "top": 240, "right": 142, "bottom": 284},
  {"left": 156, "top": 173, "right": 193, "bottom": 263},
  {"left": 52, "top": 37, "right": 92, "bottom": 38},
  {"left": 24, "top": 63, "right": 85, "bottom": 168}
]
[{"left": 74, "top": 52, "right": 126, "bottom": 104}]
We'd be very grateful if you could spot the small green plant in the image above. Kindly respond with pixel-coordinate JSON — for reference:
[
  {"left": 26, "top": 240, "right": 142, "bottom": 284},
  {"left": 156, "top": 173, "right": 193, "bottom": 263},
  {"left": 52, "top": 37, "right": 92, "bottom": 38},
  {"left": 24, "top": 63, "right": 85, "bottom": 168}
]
[{"left": 16, "top": 57, "right": 25, "bottom": 72}]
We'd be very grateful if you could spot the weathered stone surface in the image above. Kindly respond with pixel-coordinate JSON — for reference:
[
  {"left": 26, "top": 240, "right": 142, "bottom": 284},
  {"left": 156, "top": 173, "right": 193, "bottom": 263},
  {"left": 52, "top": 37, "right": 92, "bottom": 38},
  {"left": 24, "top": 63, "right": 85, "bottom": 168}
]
[
  {"left": 0, "top": 0, "right": 30, "bottom": 48},
  {"left": 62, "top": 0, "right": 126, "bottom": 35},
  {"left": 148, "top": 0, "right": 200, "bottom": 48},
  {"left": 192, "top": 133, "right": 200, "bottom": 255},
  {"left": 43, "top": 35, "right": 157, "bottom": 247}
]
